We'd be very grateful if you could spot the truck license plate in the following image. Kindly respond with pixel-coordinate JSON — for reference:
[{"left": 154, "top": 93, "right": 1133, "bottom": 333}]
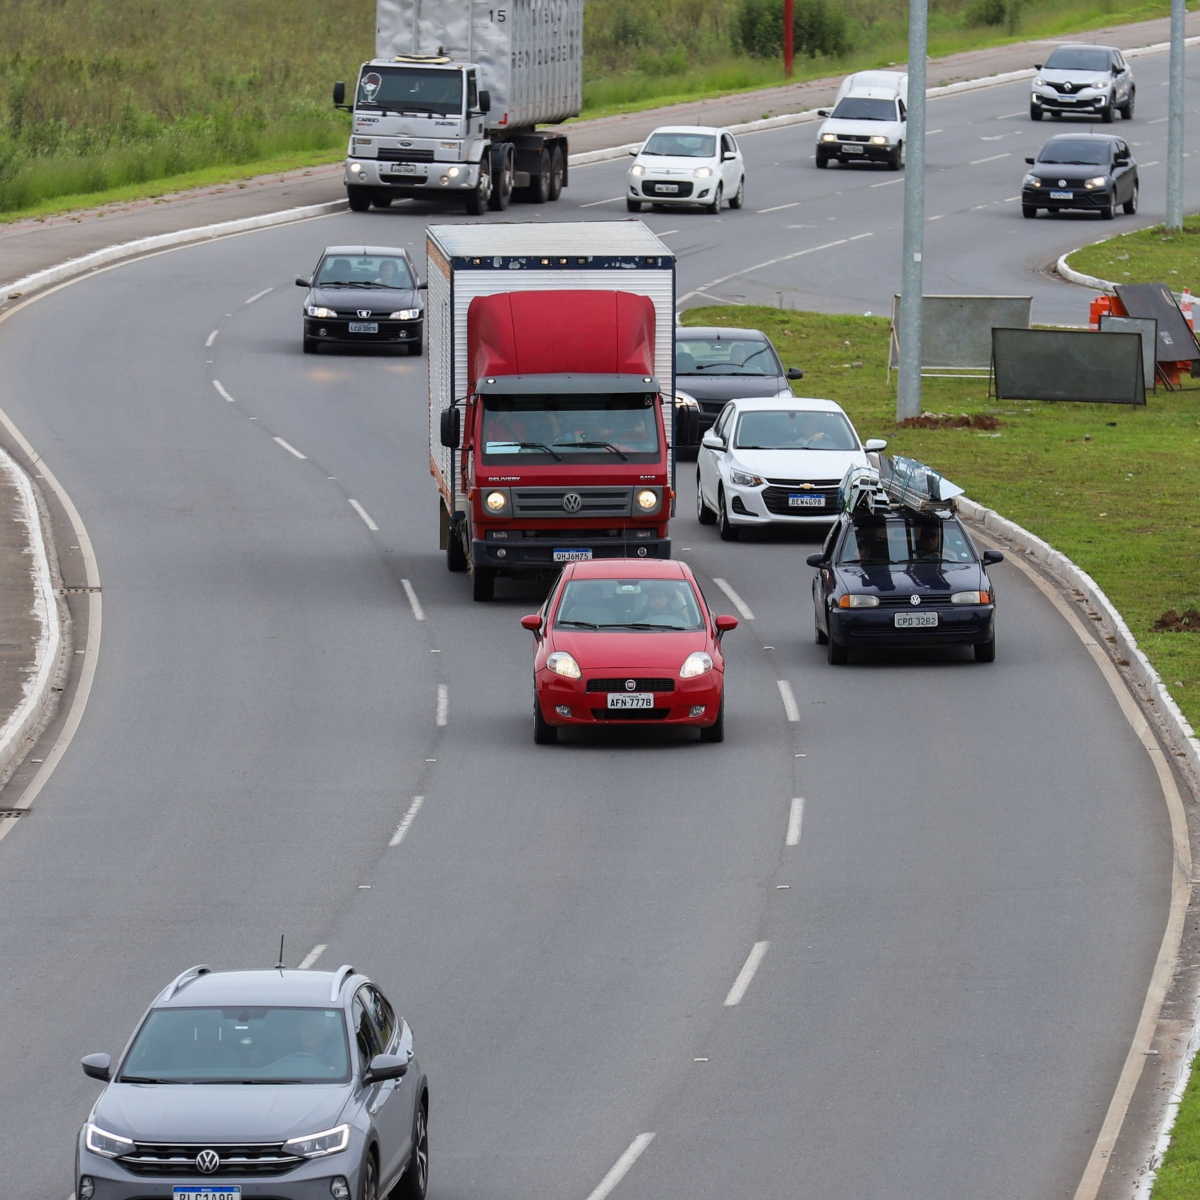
[
  {"left": 894, "top": 612, "right": 938, "bottom": 628},
  {"left": 841, "top": 144, "right": 863, "bottom": 154},
  {"left": 389, "top": 163, "right": 424, "bottom": 175},
  {"left": 608, "top": 693, "right": 653, "bottom": 708},
  {"left": 1049, "top": 191, "right": 1072, "bottom": 200},
  {"left": 553, "top": 549, "right": 592, "bottom": 563},
  {"left": 173, "top": 1189, "right": 240, "bottom": 1200},
  {"left": 788, "top": 494, "right": 824, "bottom": 507},
  {"left": 348, "top": 322, "right": 378, "bottom": 333}
]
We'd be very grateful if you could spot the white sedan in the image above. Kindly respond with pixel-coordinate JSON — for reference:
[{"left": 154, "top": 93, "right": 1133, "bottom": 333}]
[
  {"left": 627, "top": 126, "right": 745, "bottom": 214},
  {"left": 696, "top": 396, "right": 887, "bottom": 539}
]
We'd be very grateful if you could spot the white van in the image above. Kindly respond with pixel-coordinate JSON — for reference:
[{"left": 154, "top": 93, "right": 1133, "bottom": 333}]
[{"left": 816, "top": 71, "right": 908, "bottom": 170}]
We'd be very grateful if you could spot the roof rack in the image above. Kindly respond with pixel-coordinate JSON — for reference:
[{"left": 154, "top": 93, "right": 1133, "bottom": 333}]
[
  {"left": 165, "top": 964, "right": 211, "bottom": 1000},
  {"left": 839, "top": 456, "right": 963, "bottom": 517},
  {"left": 330, "top": 965, "right": 356, "bottom": 1002}
]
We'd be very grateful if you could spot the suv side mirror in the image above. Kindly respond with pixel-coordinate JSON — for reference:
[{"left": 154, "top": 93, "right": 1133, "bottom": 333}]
[
  {"left": 440, "top": 407, "right": 461, "bottom": 449},
  {"left": 1033, "top": 63, "right": 1042, "bottom": 70},
  {"left": 333, "top": 81, "right": 346, "bottom": 107},
  {"left": 478, "top": 90, "right": 492, "bottom": 114},
  {"left": 1025, "top": 157, "right": 1035, "bottom": 165},
  {"left": 81, "top": 1053, "right": 112, "bottom": 1082},
  {"left": 982, "top": 549, "right": 1005, "bottom": 566},
  {"left": 786, "top": 367, "right": 804, "bottom": 380},
  {"left": 295, "top": 275, "right": 311, "bottom": 288},
  {"left": 806, "top": 553, "right": 827, "bottom": 568},
  {"left": 363, "top": 1053, "right": 409, "bottom": 1084},
  {"left": 417, "top": 281, "right": 428, "bottom": 291},
  {"left": 817, "top": 109, "right": 830, "bottom": 117}
]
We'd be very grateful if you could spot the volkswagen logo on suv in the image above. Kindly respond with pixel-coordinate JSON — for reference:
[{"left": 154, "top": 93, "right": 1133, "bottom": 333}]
[
  {"left": 562, "top": 492, "right": 583, "bottom": 513},
  {"left": 195, "top": 1149, "right": 221, "bottom": 1174}
]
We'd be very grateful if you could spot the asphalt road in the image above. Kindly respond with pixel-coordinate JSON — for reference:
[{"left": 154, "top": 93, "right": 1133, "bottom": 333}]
[{"left": 0, "top": 43, "right": 1194, "bottom": 1200}]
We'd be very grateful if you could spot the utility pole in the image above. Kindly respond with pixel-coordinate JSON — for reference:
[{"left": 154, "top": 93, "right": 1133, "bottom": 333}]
[
  {"left": 784, "top": 0, "right": 795, "bottom": 78},
  {"left": 896, "top": 0, "right": 928, "bottom": 420},
  {"left": 1166, "top": 0, "right": 1185, "bottom": 231}
]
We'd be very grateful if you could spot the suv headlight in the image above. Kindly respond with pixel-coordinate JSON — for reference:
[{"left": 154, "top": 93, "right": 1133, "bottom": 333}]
[
  {"left": 85, "top": 1124, "right": 134, "bottom": 1158},
  {"left": 283, "top": 1124, "right": 350, "bottom": 1159},
  {"left": 307, "top": 305, "right": 337, "bottom": 318},
  {"left": 1024, "top": 174, "right": 1041, "bottom": 187},
  {"left": 680, "top": 651, "right": 713, "bottom": 678},
  {"left": 820, "top": 133, "right": 837, "bottom": 143},
  {"left": 870, "top": 135, "right": 888, "bottom": 146},
  {"left": 729, "top": 468, "right": 763, "bottom": 487},
  {"left": 547, "top": 652, "right": 582, "bottom": 678},
  {"left": 1083, "top": 176, "right": 1107, "bottom": 189},
  {"left": 389, "top": 308, "right": 421, "bottom": 320},
  {"left": 693, "top": 166, "right": 713, "bottom": 179},
  {"left": 630, "top": 163, "right": 645, "bottom": 177},
  {"left": 1033, "top": 76, "right": 1044, "bottom": 86}
]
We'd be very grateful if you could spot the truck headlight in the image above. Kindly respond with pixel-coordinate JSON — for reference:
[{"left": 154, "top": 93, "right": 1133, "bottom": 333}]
[
  {"left": 307, "top": 306, "right": 337, "bottom": 318},
  {"left": 838, "top": 594, "right": 879, "bottom": 608},
  {"left": 485, "top": 490, "right": 508, "bottom": 512},
  {"left": 636, "top": 489, "right": 659, "bottom": 511},
  {"left": 693, "top": 166, "right": 713, "bottom": 179},
  {"left": 283, "top": 1124, "right": 350, "bottom": 1159},
  {"left": 547, "top": 652, "right": 582, "bottom": 678},
  {"left": 85, "top": 1124, "right": 134, "bottom": 1158},
  {"left": 447, "top": 166, "right": 461, "bottom": 178},
  {"left": 390, "top": 309, "right": 421, "bottom": 320},
  {"left": 630, "top": 163, "right": 645, "bottom": 177},
  {"left": 680, "top": 652, "right": 713, "bottom": 678},
  {"left": 349, "top": 162, "right": 363, "bottom": 174}
]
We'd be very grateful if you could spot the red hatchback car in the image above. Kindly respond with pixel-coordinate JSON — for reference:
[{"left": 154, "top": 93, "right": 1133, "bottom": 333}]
[{"left": 521, "top": 560, "right": 737, "bottom": 744}]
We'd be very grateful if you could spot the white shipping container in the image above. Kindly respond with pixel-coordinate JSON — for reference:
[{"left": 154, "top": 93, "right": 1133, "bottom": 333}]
[
  {"left": 376, "top": 0, "right": 582, "bottom": 130},
  {"left": 427, "top": 222, "right": 677, "bottom": 514}
]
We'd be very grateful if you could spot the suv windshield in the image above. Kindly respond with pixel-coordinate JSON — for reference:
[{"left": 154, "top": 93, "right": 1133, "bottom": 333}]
[
  {"left": 1038, "top": 139, "right": 1110, "bottom": 165},
  {"left": 356, "top": 65, "right": 463, "bottom": 114},
  {"left": 641, "top": 132, "right": 716, "bottom": 157},
  {"left": 555, "top": 578, "right": 705, "bottom": 630},
  {"left": 317, "top": 255, "right": 413, "bottom": 288},
  {"left": 481, "top": 393, "right": 660, "bottom": 463},
  {"left": 735, "top": 409, "right": 857, "bottom": 450},
  {"left": 675, "top": 338, "right": 782, "bottom": 377},
  {"left": 1044, "top": 47, "right": 1112, "bottom": 72},
  {"left": 831, "top": 97, "right": 896, "bottom": 121},
  {"left": 119, "top": 1006, "right": 352, "bottom": 1084},
  {"left": 838, "top": 517, "right": 976, "bottom": 565}
]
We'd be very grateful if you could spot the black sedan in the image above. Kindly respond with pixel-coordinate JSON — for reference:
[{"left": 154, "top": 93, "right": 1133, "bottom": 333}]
[
  {"left": 675, "top": 326, "right": 803, "bottom": 451},
  {"left": 807, "top": 509, "right": 1003, "bottom": 664},
  {"left": 1021, "top": 133, "right": 1138, "bottom": 220},
  {"left": 296, "top": 245, "right": 426, "bottom": 353}
]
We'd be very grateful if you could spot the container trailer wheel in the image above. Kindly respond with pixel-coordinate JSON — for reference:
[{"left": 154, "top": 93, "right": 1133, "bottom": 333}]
[
  {"left": 528, "top": 150, "right": 552, "bottom": 203},
  {"left": 548, "top": 147, "right": 565, "bottom": 200}
]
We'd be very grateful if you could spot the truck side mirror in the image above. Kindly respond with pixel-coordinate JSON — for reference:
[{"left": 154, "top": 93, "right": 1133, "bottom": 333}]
[
  {"left": 81, "top": 1053, "right": 111, "bottom": 1082},
  {"left": 479, "top": 90, "right": 492, "bottom": 114},
  {"left": 440, "top": 408, "right": 461, "bottom": 449},
  {"left": 333, "top": 81, "right": 346, "bottom": 107},
  {"left": 676, "top": 406, "right": 699, "bottom": 446}
]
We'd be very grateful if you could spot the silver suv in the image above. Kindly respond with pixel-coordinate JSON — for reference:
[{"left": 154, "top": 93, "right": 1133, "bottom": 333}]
[
  {"left": 1031, "top": 44, "right": 1135, "bottom": 123},
  {"left": 75, "top": 964, "right": 429, "bottom": 1200}
]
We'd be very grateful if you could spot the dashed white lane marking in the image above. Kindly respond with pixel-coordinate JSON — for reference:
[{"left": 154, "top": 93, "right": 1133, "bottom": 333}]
[
  {"left": 786, "top": 797, "right": 805, "bottom": 846},
  {"left": 401, "top": 579, "right": 425, "bottom": 620},
  {"left": 970, "top": 152, "right": 1011, "bottom": 165},
  {"left": 436, "top": 684, "right": 449, "bottom": 726},
  {"left": 205, "top": 330, "right": 218, "bottom": 347},
  {"left": 927, "top": 128, "right": 944, "bottom": 134},
  {"left": 274, "top": 437, "right": 307, "bottom": 460},
  {"left": 711, "top": 577, "right": 754, "bottom": 619},
  {"left": 1148, "top": 116, "right": 1168, "bottom": 124},
  {"left": 869, "top": 177, "right": 905, "bottom": 188},
  {"left": 298, "top": 944, "right": 327, "bottom": 970},
  {"left": 585, "top": 1133, "right": 656, "bottom": 1200},
  {"left": 725, "top": 941, "right": 770, "bottom": 1006},
  {"left": 580, "top": 196, "right": 623, "bottom": 208},
  {"left": 390, "top": 796, "right": 425, "bottom": 847},
  {"left": 348, "top": 500, "right": 378, "bottom": 531},
  {"left": 758, "top": 201, "right": 801, "bottom": 213},
  {"left": 245, "top": 287, "right": 274, "bottom": 305},
  {"left": 776, "top": 680, "right": 800, "bottom": 723},
  {"left": 212, "top": 380, "right": 235, "bottom": 403},
  {"left": 1143, "top": 160, "right": 1160, "bottom": 167}
]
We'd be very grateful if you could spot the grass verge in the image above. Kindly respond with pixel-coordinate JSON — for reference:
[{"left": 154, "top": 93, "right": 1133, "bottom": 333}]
[
  {"left": 680, "top": 304, "right": 1200, "bottom": 736},
  {"left": 1064, "top": 213, "right": 1200, "bottom": 291}
]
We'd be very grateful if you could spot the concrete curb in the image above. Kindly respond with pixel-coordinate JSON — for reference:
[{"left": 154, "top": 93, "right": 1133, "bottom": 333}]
[
  {"left": 0, "top": 447, "right": 63, "bottom": 788},
  {"left": 957, "top": 495, "right": 1200, "bottom": 785}
]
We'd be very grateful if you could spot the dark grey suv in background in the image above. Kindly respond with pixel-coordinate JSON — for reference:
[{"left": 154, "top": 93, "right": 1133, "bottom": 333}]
[{"left": 76, "top": 964, "right": 428, "bottom": 1200}]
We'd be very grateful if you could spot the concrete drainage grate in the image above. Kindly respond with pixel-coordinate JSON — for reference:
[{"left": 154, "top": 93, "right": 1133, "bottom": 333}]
[
  {"left": 0, "top": 810, "right": 29, "bottom": 819},
  {"left": 58, "top": 586, "right": 101, "bottom": 595}
]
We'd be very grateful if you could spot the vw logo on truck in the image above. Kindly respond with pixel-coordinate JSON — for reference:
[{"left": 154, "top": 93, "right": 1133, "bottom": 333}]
[{"left": 562, "top": 492, "right": 583, "bottom": 513}]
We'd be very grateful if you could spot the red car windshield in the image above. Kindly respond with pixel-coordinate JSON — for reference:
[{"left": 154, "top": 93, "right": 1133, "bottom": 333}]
[{"left": 555, "top": 578, "right": 705, "bottom": 631}]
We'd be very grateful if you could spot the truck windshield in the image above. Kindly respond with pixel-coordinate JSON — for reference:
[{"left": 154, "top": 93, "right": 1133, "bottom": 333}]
[
  {"left": 481, "top": 394, "right": 661, "bottom": 463},
  {"left": 356, "top": 66, "right": 463, "bottom": 114},
  {"left": 830, "top": 97, "right": 896, "bottom": 121}
]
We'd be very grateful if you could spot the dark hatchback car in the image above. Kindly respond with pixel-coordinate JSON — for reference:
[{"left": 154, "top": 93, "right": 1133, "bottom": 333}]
[
  {"left": 297, "top": 245, "right": 426, "bottom": 354},
  {"left": 1022, "top": 133, "right": 1138, "bottom": 220},
  {"left": 807, "top": 509, "right": 1003, "bottom": 664},
  {"left": 75, "top": 964, "right": 429, "bottom": 1200},
  {"left": 675, "top": 326, "right": 803, "bottom": 450}
]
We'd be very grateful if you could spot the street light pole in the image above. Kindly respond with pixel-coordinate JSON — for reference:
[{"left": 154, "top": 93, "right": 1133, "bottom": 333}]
[
  {"left": 1166, "top": 0, "right": 1185, "bottom": 231},
  {"left": 896, "top": 0, "right": 928, "bottom": 421},
  {"left": 784, "top": 0, "right": 795, "bottom": 78}
]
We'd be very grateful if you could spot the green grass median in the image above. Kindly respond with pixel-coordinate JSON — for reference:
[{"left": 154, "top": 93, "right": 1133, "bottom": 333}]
[{"left": 1065, "top": 214, "right": 1200, "bottom": 290}]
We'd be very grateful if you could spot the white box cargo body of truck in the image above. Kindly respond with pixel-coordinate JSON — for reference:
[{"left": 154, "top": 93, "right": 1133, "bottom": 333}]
[{"left": 427, "top": 221, "right": 677, "bottom": 524}]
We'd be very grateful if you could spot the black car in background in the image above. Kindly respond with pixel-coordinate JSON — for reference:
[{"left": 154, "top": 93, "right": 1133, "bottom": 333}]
[
  {"left": 1022, "top": 133, "right": 1138, "bottom": 220},
  {"left": 675, "top": 326, "right": 803, "bottom": 451},
  {"left": 297, "top": 245, "right": 426, "bottom": 353},
  {"left": 807, "top": 509, "right": 1003, "bottom": 664}
]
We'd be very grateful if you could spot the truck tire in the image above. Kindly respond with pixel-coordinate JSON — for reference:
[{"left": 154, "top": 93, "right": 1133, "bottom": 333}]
[
  {"left": 533, "top": 696, "right": 558, "bottom": 744},
  {"left": 371, "top": 193, "right": 393, "bottom": 207},
  {"left": 528, "top": 149, "right": 551, "bottom": 203},
  {"left": 465, "top": 161, "right": 492, "bottom": 215},
  {"left": 347, "top": 186, "right": 372, "bottom": 212},
  {"left": 488, "top": 146, "right": 513, "bottom": 211},
  {"left": 548, "top": 146, "right": 565, "bottom": 200},
  {"left": 471, "top": 564, "right": 495, "bottom": 601},
  {"left": 444, "top": 504, "right": 467, "bottom": 572}
]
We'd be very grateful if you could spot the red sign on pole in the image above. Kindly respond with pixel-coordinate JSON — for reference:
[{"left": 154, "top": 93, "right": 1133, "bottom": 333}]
[{"left": 784, "top": 0, "right": 795, "bottom": 77}]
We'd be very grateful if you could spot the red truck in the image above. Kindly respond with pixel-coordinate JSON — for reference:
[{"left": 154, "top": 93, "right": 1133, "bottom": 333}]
[{"left": 427, "top": 223, "right": 685, "bottom": 600}]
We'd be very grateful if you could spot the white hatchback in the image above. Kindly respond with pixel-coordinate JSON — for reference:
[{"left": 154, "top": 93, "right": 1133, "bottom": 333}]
[
  {"left": 696, "top": 396, "right": 886, "bottom": 539},
  {"left": 627, "top": 126, "right": 745, "bottom": 214}
]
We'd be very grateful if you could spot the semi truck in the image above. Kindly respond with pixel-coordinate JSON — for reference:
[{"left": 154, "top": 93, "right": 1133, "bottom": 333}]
[
  {"left": 333, "top": 0, "right": 582, "bottom": 215},
  {"left": 428, "top": 222, "right": 684, "bottom": 601}
]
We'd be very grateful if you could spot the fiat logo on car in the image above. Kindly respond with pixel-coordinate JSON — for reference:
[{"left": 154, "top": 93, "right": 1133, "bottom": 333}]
[
  {"left": 625, "top": 679, "right": 636, "bottom": 691},
  {"left": 910, "top": 595, "right": 921, "bottom": 606},
  {"left": 562, "top": 492, "right": 583, "bottom": 513},
  {"left": 195, "top": 1149, "right": 221, "bottom": 1174}
]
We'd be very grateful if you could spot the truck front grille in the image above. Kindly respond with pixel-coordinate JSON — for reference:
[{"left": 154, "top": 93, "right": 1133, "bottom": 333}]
[
  {"left": 378, "top": 147, "right": 435, "bottom": 162},
  {"left": 510, "top": 487, "right": 633, "bottom": 518}
]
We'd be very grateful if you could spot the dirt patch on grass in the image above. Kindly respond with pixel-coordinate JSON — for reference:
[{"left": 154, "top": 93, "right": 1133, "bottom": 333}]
[
  {"left": 898, "top": 413, "right": 1001, "bottom": 430},
  {"left": 1153, "top": 609, "right": 1200, "bottom": 632}
]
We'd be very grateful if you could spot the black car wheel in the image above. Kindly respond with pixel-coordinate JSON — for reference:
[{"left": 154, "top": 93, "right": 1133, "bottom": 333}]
[
  {"left": 815, "top": 620, "right": 828, "bottom": 645},
  {"left": 1030, "top": 103, "right": 1043, "bottom": 121},
  {"left": 706, "top": 184, "right": 723, "bottom": 215},
  {"left": 1100, "top": 196, "right": 1116, "bottom": 220},
  {"left": 471, "top": 564, "right": 495, "bottom": 601},
  {"left": 371, "top": 193, "right": 393, "bottom": 208},
  {"left": 303, "top": 336, "right": 318, "bottom": 353},
  {"left": 1022, "top": 204, "right": 1038, "bottom": 219},
  {"left": 729, "top": 176, "right": 745, "bottom": 209},
  {"left": 360, "top": 1152, "right": 378, "bottom": 1200},
  {"left": 1101, "top": 102, "right": 1115, "bottom": 124},
  {"left": 888, "top": 141, "right": 904, "bottom": 171},
  {"left": 1119, "top": 88, "right": 1135, "bottom": 120},
  {"left": 696, "top": 470, "right": 717, "bottom": 525},
  {"left": 1123, "top": 181, "right": 1138, "bottom": 215},
  {"left": 698, "top": 697, "right": 725, "bottom": 743},
  {"left": 826, "top": 635, "right": 848, "bottom": 665},
  {"left": 816, "top": 152, "right": 829, "bottom": 168},
  {"left": 347, "top": 185, "right": 372, "bottom": 213},
  {"left": 394, "top": 1099, "right": 429, "bottom": 1199},
  {"left": 975, "top": 635, "right": 997, "bottom": 663},
  {"left": 626, "top": 199, "right": 643, "bottom": 212},
  {"left": 717, "top": 487, "right": 738, "bottom": 541},
  {"left": 534, "top": 695, "right": 558, "bottom": 745}
]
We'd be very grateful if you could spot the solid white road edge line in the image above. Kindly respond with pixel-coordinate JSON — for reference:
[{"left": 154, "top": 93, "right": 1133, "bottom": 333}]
[
  {"left": 711, "top": 577, "right": 754, "bottom": 620},
  {"left": 348, "top": 500, "right": 378, "bottom": 531},
  {"left": 205, "top": 330, "right": 218, "bottom": 347},
  {"left": 212, "top": 380, "right": 235, "bottom": 403},
  {"left": 389, "top": 796, "right": 425, "bottom": 847},
  {"left": 298, "top": 944, "right": 327, "bottom": 970},
  {"left": 776, "top": 680, "right": 800, "bottom": 723},
  {"left": 273, "top": 437, "right": 307, "bottom": 460},
  {"left": 725, "top": 941, "right": 770, "bottom": 1006},
  {"left": 244, "top": 287, "right": 273, "bottom": 305},
  {"left": 786, "top": 797, "right": 805, "bottom": 846},
  {"left": 436, "top": 685, "right": 449, "bottom": 727},
  {"left": 585, "top": 1133, "right": 656, "bottom": 1200},
  {"left": 401, "top": 579, "right": 425, "bottom": 621}
]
